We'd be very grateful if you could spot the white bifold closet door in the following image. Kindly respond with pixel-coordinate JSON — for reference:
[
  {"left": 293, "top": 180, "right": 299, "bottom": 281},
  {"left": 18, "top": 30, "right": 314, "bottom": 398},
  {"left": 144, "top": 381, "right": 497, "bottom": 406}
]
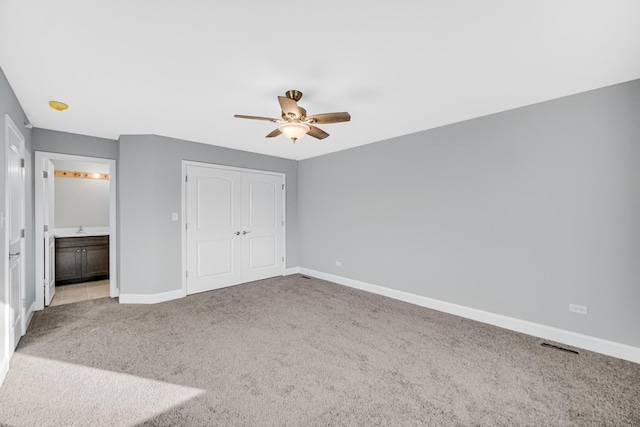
[{"left": 186, "top": 164, "right": 284, "bottom": 295}]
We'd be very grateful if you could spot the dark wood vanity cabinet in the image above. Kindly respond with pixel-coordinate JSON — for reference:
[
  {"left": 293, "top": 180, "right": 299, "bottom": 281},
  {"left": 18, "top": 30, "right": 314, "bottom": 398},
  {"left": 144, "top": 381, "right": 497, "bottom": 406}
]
[{"left": 55, "top": 236, "right": 109, "bottom": 285}]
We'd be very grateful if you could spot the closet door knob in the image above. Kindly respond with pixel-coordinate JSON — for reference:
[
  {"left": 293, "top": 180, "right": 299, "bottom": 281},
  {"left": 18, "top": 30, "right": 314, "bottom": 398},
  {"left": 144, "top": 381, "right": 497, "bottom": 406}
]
[
  {"left": 242, "top": 231, "right": 250, "bottom": 235},
  {"left": 233, "top": 231, "right": 241, "bottom": 236}
]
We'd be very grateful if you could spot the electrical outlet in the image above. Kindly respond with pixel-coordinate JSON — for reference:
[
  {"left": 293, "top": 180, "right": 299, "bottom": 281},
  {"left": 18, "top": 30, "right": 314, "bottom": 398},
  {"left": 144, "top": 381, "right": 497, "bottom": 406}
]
[
  {"left": 569, "top": 304, "right": 587, "bottom": 315},
  {"left": 335, "top": 261, "right": 342, "bottom": 267}
]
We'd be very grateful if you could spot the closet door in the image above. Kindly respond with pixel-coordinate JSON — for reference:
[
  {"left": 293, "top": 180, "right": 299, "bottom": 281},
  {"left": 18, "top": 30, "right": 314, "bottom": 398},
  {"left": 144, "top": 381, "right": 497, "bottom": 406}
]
[
  {"left": 241, "top": 172, "right": 284, "bottom": 282},
  {"left": 186, "top": 165, "right": 242, "bottom": 295}
]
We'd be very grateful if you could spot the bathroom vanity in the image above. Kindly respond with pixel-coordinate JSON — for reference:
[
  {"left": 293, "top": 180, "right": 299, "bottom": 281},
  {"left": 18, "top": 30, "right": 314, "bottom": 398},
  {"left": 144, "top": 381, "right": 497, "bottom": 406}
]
[{"left": 55, "top": 235, "right": 109, "bottom": 285}]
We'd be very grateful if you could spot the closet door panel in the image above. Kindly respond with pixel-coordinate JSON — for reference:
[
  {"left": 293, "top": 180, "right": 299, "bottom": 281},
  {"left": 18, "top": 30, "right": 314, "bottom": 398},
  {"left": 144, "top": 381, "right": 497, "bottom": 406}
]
[
  {"left": 186, "top": 166, "right": 242, "bottom": 295},
  {"left": 241, "top": 172, "right": 284, "bottom": 282}
]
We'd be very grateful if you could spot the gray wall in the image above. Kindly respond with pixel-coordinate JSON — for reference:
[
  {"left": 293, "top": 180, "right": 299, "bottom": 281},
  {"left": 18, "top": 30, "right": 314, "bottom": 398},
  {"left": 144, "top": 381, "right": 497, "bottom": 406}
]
[
  {"left": 1, "top": 67, "right": 34, "bottom": 361},
  {"left": 119, "top": 134, "right": 299, "bottom": 295},
  {"left": 32, "top": 128, "right": 118, "bottom": 160},
  {"left": 299, "top": 79, "right": 640, "bottom": 348}
]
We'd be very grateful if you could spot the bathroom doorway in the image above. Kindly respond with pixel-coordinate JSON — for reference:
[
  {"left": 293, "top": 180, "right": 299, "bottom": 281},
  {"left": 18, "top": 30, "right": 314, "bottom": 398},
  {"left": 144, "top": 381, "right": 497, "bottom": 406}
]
[{"left": 34, "top": 152, "right": 117, "bottom": 310}]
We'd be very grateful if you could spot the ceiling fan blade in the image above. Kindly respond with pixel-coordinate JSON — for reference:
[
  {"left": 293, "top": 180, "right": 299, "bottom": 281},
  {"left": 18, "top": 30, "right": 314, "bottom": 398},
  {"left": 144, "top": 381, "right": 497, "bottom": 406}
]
[
  {"left": 265, "top": 128, "right": 282, "bottom": 138},
  {"left": 306, "top": 112, "right": 351, "bottom": 124},
  {"left": 307, "top": 125, "right": 329, "bottom": 140},
  {"left": 278, "top": 96, "right": 301, "bottom": 119},
  {"left": 234, "top": 114, "right": 279, "bottom": 122}
]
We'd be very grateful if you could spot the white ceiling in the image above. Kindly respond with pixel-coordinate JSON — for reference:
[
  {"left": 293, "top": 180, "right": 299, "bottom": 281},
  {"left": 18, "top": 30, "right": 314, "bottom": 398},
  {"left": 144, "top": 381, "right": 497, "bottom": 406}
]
[{"left": 1, "top": 1, "right": 639, "bottom": 160}]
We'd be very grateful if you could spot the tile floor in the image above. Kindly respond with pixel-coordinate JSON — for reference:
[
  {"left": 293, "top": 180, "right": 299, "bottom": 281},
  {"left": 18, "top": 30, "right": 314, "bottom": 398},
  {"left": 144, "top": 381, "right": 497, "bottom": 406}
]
[{"left": 50, "top": 280, "right": 110, "bottom": 306}]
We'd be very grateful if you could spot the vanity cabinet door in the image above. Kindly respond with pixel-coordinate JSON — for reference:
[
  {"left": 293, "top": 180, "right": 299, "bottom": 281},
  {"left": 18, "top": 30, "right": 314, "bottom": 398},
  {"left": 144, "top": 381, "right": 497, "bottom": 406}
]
[
  {"left": 55, "top": 247, "right": 82, "bottom": 282},
  {"left": 82, "top": 245, "right": 109, "bottom": 278}
]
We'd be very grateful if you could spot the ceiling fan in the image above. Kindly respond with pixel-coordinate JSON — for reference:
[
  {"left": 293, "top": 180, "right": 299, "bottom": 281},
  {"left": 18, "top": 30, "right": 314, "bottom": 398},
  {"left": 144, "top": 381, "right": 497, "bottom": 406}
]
[{"left": 234, "top": 90, "right": 351, "bottom": 143}]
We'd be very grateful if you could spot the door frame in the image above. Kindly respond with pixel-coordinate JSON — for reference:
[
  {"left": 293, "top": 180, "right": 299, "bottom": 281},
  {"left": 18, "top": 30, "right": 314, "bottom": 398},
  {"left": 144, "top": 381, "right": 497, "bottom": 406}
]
[
  {"left": 181, "top": 161, "right": 286, "bottom": 296},
  {"left": 3, "top": 114, "right": 26, "bottom": 362},
  {"left": 34, "top": 151, "right": 118, "bottom": 310}
]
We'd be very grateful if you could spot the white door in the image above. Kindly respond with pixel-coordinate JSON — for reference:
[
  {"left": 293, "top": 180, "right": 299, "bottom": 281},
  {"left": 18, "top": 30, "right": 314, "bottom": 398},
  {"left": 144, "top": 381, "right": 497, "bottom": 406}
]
[
  {"left": 185, "top": 165, "right": 284, "bottom": 295},
  {"left": 241, "top": 173, "right": 284, "bottom": 283},
  {"left": 186, "top": 165, "right": 242, "bottom": 294},
  {"left": 43, "top": 159, "right": 56, "bottom": 306},
  {"left": 5, "top": 115, "right": 25, "bottom": 351}
]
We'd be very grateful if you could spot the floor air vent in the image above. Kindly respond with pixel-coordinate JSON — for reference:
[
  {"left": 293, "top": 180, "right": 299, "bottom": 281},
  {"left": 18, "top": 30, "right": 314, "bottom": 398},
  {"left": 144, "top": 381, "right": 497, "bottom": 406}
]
[
  {"left": 301, "top": 275, "right": 312, "bottom": 279},
  {"left": 541, "top": 342, "right": 579, "bottom": 355}
]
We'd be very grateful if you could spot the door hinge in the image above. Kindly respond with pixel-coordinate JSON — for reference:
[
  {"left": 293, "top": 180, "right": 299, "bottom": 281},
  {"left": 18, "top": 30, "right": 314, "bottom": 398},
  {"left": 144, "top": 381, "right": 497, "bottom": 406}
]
[
  {"left": 282, "top": 220, "right": 284, "bottom": 226},
  {"left": 42, "top": 170, "right": 48, "bottom": 178},
  {"left": 21, "top": 228, "right": 25, "bottom": 238},
  {"left": 185, "top": 175, "right": 188, "bottom": 182},
  {"left": 185, "top": 223, "right": 188, "bottom": 230},
  {"left": 186, "top": 271, "right": 189, "bottom": 278},
  {"left": 20, "top": 159, "right": 25, "bottom": 168},
  {"left": 23, "top": 299, "right": 27, "bottom": 309},
  {"left": 44, "top": 225, "right": 49, "bottom": 232},
  {"left": 282, "top": 184, "right": 285, "bottom": 190},
  {"left": 282, "top": 257, "right": 284, "bottom": 262}
]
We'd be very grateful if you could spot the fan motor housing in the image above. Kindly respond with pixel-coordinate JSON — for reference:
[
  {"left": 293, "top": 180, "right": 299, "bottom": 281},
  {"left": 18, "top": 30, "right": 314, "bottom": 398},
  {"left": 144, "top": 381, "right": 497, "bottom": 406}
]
[{"left": 282, "top": 107, "right": 306, "bottom": 121}]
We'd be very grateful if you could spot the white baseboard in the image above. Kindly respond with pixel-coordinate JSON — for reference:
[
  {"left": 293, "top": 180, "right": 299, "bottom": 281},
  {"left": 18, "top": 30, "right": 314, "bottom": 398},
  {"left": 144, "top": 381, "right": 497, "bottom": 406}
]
[
  {"left": 119, "top": 288, "right": 185, "bottom": 304},
  {"left": 284, "top": 267, "right": 300, "bottom": 276},
  {"left": 24, "top": 301, "right": 36, "bottom": 333},
  {"left": 0, "top": 355, "right": 8, "bottom": 387},
  {"left": 120, "top": 269, "right": 305, "bottom": 303},
  {"left": 298, "top": 268, "right": 640, "bottom": 364},
  {"left": 110, "top": 280, "right": 120, "bottom": 299}
]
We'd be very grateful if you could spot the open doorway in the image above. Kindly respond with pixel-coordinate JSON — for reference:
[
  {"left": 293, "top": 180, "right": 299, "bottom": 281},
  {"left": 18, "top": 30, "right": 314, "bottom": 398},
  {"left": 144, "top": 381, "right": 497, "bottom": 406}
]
[{"left": 34, "top": 152, "right": 117, "bottom": 311}]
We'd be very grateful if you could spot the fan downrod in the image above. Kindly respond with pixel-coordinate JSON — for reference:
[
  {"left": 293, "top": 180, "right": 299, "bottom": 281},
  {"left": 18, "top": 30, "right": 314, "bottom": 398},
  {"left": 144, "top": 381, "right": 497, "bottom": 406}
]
[{"left": 285, "top": 90, "right": 303, "bottom": 102}]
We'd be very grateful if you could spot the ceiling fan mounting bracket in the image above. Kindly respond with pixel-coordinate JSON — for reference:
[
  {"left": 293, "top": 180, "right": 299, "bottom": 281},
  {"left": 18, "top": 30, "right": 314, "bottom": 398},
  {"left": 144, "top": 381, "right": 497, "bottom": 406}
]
[{"left": 285, "top": 90, "right": 303, "bottom": 102}]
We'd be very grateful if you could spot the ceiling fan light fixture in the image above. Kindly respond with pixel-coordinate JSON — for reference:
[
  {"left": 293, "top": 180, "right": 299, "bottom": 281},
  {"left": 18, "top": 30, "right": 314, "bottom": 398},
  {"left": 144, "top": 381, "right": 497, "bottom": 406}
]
[{"left": 278, "top": 122, "right": 309, "bottom": 142}]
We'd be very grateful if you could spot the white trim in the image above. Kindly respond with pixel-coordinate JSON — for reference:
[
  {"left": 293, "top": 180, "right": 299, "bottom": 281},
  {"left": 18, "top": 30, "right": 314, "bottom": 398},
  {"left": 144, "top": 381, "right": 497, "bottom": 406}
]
[
  {"left": 119, "top": 288, "right": 186, "bottom": 304},
  {"left": 284, "top": 267, "right": 300, "bottom": 275},
  {"left": 19, "top": 148, "right": 28, "bottom": 337},
  {"left": 34, "top": 151, "right": 118, "bottom": 310},
  {"left": 0, "top": 355, "right": 8, "bottom": 387},
  {"left": 181, "top": 160, "right": 287, "bottom": 296},
  {"left": 181, "top": 161, "right": 187, "bottom": 298},
  {"left": 34, "top": 153, "right": 44, "bottom": 308},
  {"left": 25, "top": 300, "right": 36, "bottom": 332},
  {"left": 298, "top": 268, "right": 640, "bottom": 364},
  {"left": 182, "top": 160, "right": 286, "bottom": 178},
  {"left": 282, "top": 177, "right": 287, "bottom": 277},
  {"left": 107, "top": 158, "right": 118, "bottom": 298}
]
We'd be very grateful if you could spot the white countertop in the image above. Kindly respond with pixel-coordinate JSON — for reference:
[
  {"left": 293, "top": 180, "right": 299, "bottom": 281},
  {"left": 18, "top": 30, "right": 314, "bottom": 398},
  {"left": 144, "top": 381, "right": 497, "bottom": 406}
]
[
  {"left": 55, "top": 232, "right": 110, "bottom": 238},
  {"left": 54, "top": 227, "right": 110, "bottom": 238}
]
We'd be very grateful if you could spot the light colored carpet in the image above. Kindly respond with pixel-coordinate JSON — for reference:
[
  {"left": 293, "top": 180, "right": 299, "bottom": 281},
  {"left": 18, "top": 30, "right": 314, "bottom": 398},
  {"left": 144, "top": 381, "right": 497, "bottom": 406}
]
[{"left": 0, "top": 274, "right": 638, "bottom": 426}]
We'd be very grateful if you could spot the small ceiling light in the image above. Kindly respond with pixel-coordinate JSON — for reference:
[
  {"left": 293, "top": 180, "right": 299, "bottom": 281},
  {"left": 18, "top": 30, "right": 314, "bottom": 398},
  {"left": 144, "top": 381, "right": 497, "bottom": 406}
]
[
  {"left": 49, "top": 100, "right": 69, "bottom": 111},
  {"left": 278, "top": 122, "right": 309, "bottom": 143}
]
